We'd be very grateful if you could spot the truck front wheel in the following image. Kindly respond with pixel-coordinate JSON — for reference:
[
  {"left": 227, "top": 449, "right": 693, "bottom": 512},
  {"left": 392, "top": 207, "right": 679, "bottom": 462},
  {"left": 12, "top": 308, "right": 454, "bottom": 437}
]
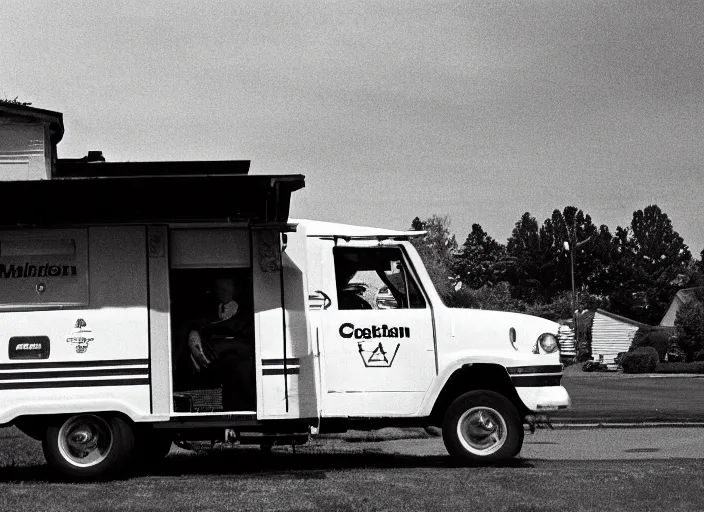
[
  {"left": 42, "top": 413, "right": 135, "bottom": 480},
  {"left": 442, "top": 391, "right": 523, "bottom": 463}
]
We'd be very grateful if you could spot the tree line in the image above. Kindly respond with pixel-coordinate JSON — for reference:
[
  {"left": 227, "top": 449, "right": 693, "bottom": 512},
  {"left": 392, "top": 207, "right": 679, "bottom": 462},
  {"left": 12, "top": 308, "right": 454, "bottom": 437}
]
[{"left": 410, "top": 205, "right": 704, "bottom": 325}]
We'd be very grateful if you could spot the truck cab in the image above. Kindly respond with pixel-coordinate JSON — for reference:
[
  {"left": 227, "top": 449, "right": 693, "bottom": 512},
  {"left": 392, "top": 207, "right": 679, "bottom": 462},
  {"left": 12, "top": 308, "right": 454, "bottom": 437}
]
[{"left": 0, "top": 166, "right": 569, "bottom": 480}]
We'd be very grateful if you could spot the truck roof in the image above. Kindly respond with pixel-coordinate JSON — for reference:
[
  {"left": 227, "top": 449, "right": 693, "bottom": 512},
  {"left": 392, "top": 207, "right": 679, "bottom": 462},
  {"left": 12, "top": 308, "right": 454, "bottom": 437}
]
[
  {"left": 0, "top": 173, "right": 304, "bottom": 227},
  {"left": 293, "top": 219, "right": 425, "bottom": 239}
]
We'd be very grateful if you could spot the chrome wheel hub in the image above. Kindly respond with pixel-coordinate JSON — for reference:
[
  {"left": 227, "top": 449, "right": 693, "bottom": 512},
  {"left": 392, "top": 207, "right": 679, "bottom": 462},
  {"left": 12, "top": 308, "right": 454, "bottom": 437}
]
[
  {"left": 58, "top": 415, "right": 113, "bottom": 467},
  {"left": 456, "top": 406, "right": 508, "bottom": 456}
]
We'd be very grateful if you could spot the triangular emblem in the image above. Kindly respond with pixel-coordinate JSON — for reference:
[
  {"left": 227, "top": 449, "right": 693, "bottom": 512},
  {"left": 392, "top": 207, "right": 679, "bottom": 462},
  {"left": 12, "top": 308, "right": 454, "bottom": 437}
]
[{"left": 367, "top": 343, "right": 389, "bottom": 363}]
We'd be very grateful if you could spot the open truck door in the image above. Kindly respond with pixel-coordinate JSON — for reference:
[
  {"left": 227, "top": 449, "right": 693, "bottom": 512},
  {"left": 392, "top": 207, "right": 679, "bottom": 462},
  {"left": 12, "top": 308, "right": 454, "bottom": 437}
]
[
  {"left": 164, "top": 225, "right": 317, "bottom": 422},
  {"left": 251, "top": 227, "right": 318, "bottom": 421}
]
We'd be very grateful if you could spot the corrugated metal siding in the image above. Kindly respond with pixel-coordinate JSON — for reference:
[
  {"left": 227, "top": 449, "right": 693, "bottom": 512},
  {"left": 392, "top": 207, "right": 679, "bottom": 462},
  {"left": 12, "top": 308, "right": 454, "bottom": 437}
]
[
  {"left": 557, "top": 324, "right": 576, "bottom": 356},
  {"left": 591, "top": 312, "right": 640, "bottom": 369}
]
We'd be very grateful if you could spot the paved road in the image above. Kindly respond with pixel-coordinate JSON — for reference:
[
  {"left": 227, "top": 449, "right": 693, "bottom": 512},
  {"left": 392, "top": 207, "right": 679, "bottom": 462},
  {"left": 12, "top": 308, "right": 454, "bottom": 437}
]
[
  {"left": 371, "top": 427, "right": 704, "bottom": 460},
  {"left": 554, "top": 369, "right": 704, "bottom": 422}
]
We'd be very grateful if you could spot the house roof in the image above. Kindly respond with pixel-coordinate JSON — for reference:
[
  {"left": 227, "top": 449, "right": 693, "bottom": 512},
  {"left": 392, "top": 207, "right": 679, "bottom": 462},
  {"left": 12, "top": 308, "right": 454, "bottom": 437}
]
[
  {"left": 0, "top": 102, "right": 64, "bottom": 144},
  {"left": 660, "top": 286, "right": 704, "bottom": 326},
  {"left": 673, "top": 287, "right": 704, "bottom": 303},
  {"left": 594, "top": 309, "right": 650, "bottom": 328}
]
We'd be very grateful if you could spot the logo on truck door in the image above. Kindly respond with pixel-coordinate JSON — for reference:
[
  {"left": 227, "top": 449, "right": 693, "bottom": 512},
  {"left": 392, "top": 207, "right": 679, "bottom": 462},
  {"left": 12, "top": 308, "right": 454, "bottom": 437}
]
[
  {"left": 338, "top": 322, "right": 410, "bottom": 339},
  {"left": 358, "top": 340, "right": 400, "bottom": 367},
  {"left": 339, "top": 323, "right": 407, "bottom": 368}
]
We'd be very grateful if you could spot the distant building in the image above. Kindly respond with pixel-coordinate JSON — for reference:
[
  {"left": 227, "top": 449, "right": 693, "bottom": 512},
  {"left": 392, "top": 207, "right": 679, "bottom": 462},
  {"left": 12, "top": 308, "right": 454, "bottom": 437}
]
[
  {"left": 0, "top": 102, "right": 64, "bottom": 181},
  {"left": 660, "top": 287, "right": 704, "bottom": 327},
  {"left": 591, "top": 309, "right": 649, "bottom": 370}
]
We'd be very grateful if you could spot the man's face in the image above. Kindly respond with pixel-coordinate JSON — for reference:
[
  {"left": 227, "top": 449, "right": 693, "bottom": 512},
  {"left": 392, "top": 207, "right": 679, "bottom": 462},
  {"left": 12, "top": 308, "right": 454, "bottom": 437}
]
[{"left": 214, "top": 279, "right": 236, "bottom": 303}]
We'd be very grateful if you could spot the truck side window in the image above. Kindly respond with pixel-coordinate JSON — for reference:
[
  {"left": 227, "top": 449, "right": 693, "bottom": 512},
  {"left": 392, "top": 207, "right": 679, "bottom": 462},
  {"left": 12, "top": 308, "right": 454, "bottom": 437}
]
[{"left": 333, "top": 247, "right": 426, "bottom": 310}]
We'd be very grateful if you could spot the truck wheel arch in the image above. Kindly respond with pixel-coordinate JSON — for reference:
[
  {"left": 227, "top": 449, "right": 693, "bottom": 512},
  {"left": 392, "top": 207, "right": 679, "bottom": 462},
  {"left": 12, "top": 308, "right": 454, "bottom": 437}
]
[
  {"left": 14, "top": 416, "right": 48, "bottom": 440},
  {"left": 14, "top": 411, "right": 136, "bottom": 442},
  {"left": 429, "top": 363, "right": 528, "bottom": 425}
]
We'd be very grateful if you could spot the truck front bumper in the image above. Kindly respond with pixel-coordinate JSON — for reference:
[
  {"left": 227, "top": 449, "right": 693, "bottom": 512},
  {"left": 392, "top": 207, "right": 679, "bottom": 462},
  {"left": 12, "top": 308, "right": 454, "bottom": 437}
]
[{"left": 516, "top": 385, "right": 570, "bottom": 412}]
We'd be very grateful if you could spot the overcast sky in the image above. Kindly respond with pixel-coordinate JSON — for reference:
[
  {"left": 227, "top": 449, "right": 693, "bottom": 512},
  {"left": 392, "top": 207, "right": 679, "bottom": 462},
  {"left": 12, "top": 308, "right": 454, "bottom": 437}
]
[{"left": 2, "top": 0, "right": 703, "bottom": 254}]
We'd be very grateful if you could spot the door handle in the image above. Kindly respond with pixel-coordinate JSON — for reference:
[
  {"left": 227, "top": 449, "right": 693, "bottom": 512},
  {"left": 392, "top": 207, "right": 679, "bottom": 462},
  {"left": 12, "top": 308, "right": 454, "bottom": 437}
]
[{"left": 315, "top": 290, "right": 332, "bottom": 310}]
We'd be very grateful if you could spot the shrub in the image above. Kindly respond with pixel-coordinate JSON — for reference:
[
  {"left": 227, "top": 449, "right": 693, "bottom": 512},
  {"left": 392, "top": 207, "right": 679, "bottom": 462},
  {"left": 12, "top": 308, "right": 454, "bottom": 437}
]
[
  {"left": 665, "top": 344, "right": 687, "bottom": 363},
  {"left": 674, "top": 299, "right": 704, "bottom": 360},
  {"left": 621, "top": 347, "right": 659, "bottom": 374},
  {"left": 631, "top": 326, "right": 675, "bottom": 361},
  {"left": 614, "top": 351, "right": 628, "bottom": 368},
  {"left": 694, "top": 349, "right": 704, "bottom": 362}
]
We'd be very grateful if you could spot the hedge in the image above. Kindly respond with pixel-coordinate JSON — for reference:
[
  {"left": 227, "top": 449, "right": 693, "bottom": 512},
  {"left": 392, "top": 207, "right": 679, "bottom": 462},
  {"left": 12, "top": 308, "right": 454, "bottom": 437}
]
[
  {"left": 653, "top": 362, "right": 704, "bottom": 374},
  {"left": 631, "top": 326, "right": 675, "bottom": 361},
  {"left": 621, "top": 346, "right": 659, "bottom": 374}
]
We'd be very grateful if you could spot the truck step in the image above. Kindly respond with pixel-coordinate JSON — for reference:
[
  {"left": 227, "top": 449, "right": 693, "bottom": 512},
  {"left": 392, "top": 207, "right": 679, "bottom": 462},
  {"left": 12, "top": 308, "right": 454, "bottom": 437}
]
[{"left": 227, "top": 430, "right": 309, "bottom": 446}]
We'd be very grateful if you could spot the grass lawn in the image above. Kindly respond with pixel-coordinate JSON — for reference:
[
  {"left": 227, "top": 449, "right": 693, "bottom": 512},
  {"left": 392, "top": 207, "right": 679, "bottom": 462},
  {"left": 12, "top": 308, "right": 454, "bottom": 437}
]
[
  {"left": 1, "top": 428, "right": 704, "bottom": 511},
  {"left": 2, "top": 371, "right": 704, "bottom": 510}
]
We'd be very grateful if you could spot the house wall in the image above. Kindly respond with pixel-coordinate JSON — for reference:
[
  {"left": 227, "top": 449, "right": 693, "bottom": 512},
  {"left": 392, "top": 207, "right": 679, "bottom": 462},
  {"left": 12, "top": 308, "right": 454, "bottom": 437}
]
[
  {"left": 591, "top": 312, "right": 641, "bottom": 369},
  {"left": 0, "top": 122, "right": 51, "bottom": 181}
]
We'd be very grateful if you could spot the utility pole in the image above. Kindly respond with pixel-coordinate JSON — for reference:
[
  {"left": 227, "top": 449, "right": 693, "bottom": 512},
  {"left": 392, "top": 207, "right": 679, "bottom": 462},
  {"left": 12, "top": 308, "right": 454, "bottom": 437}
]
[{"left": 564, "top": 240, "right": 577, "bottom": 349}]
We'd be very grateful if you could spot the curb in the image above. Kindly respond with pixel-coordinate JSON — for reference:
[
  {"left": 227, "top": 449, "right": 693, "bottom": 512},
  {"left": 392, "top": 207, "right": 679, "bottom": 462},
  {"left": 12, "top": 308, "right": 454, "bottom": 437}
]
[{"left": 549, "top": 422, "right": 704, "bottom": 429}]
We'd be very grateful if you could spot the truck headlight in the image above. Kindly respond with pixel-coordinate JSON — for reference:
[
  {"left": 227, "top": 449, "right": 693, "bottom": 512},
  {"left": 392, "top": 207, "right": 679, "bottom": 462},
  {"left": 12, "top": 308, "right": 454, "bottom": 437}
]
[{"left": 537, "top": 333, "right": 559, "bottom": 354}]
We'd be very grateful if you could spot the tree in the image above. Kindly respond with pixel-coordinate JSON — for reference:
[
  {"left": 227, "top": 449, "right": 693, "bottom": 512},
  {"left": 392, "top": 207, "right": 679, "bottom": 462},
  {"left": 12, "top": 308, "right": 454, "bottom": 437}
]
[
  {"left": 630, "top": 205, "right": 691, "bottom": 273},
  {"left": 446, "top": 281, "right": 526, "bottom": 312},
  {"left": 610, "top": 205, "right": 692, "bottom": 324},
  {"left": 505, "top": 207, "right": 608, "bottom": 304},
  {"left": 455, "top": 224, "right": 506, "bottom": 289},
  {"left": 538, "top": 207, "right": 610, "bottom": 298},
  {"left": 505, "top": 212, "right": 545, "bottom": 302},
  {"left": 674, "top": 295, "right": 704, "bottom": 360},
  {"left": 0, "top": 97, "right": 32, "bottom": 107},
  {"left": 409, "top": 215, "right": 458, "bottom": 301}
]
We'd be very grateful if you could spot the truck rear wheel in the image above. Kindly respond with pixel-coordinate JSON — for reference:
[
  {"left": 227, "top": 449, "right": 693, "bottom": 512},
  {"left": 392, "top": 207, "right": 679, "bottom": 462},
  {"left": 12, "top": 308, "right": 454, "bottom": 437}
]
[
  {"left": 42, "top": 413, "right": 135, "bottom": 480},
  {"left": 442, "top": 391, "right": 523, "bottom": 463}
]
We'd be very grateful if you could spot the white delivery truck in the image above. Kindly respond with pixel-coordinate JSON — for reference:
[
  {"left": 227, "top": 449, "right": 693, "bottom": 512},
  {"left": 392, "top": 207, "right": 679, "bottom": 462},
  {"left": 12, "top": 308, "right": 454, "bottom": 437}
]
[{"left": 0, "top": 162, "right": 569, "bottom": 479}]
